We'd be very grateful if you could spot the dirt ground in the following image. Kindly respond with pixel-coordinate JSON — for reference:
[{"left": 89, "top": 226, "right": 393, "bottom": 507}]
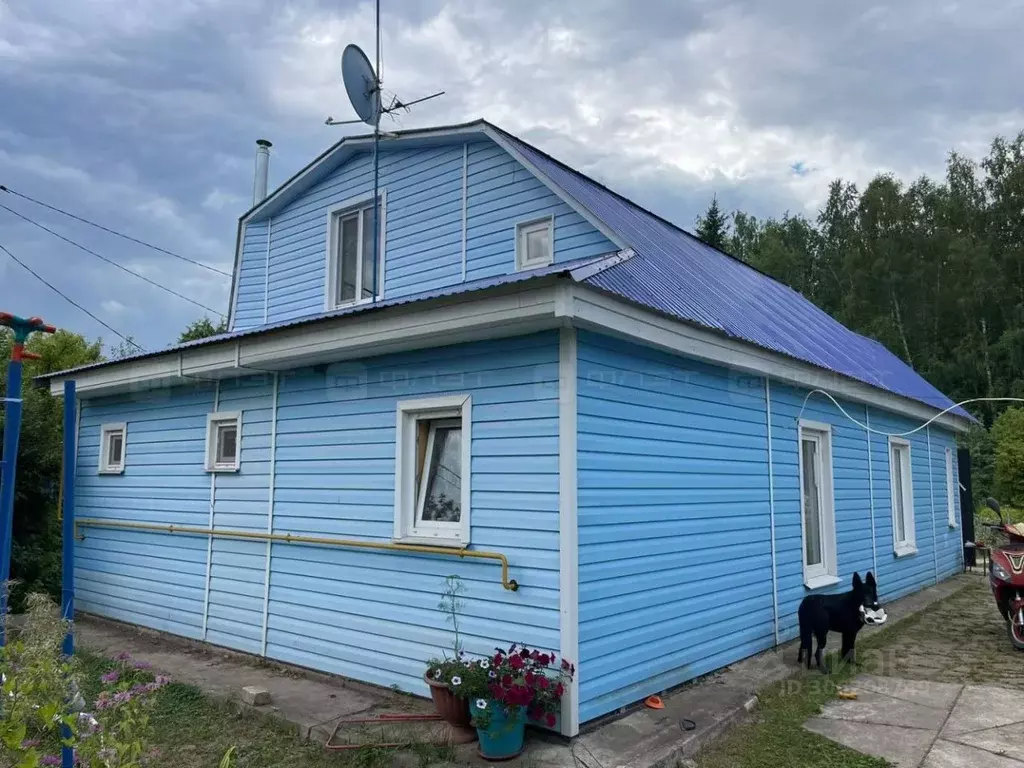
[{"left": 863, "top": 572, "right": 1024, "bottom": 689}]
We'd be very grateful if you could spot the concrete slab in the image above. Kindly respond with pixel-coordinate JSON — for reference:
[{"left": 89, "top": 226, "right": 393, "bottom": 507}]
[
  {"left": 852, "top": 675, "right": 963, "bottom": 712},
  {"left": 817, "top": 688, "right": 951, "bottom": 731},
  {"left": 941, "top": 685, "right": 1024, "bottom": 739},
  {"left": 922, "top": 739, "right": 1024, "bottom": 768},
  {"left": 804, "top": 718, "right": 935, "bottom": 768},
  {"left": 73, "top": 574, "right": 975, "bottom": 768},
  {"left": 956, "top": 722, "right": 1024, "bottom": 762}
]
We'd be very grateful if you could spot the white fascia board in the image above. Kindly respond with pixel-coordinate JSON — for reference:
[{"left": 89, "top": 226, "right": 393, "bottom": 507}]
[
  {"left": 49, "top": 283, "right": 562, "bottom": 398},
  {"left": 562, "top": 284, "right": 971, "bottom": 434},
  {"left": 482, "top": 127, "right": 629, "bottom": 252}
]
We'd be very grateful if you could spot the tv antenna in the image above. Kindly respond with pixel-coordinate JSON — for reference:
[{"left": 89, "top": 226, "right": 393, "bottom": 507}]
[{"left": 324, "top": 0, "right": 444, "bottom": 304}]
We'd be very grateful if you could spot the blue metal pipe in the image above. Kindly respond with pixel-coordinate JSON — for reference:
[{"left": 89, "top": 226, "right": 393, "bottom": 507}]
[
  {"left": 0, "top": 358, "right": 24, "bottom": 646},
  {"left": 61, "top": 380, "right": 76, "bottom": 768}
]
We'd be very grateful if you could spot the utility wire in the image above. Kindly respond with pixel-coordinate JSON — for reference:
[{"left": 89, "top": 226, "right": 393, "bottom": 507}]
[
  {"left": 0, "top": 202, "right": 223, "bottom": 317},
  {"left": 0, "top": 241, "right": 144, "bottom": 351},
  {"left": 0, "top": 184, "right": 231, "bottom": 277}
]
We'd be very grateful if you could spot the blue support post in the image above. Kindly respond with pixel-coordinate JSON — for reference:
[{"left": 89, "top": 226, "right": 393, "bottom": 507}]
[
  {"left": 61, "top": 380, "right": 76, "bottom": 768},
  {"left": 0, "top": 358, "right": 24, "bottom": 646},
  {"left": 0, "top": 312, "right": 54, "bottom": 645}
]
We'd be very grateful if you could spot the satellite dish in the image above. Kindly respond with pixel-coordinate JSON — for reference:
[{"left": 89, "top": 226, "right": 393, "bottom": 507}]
[{"left": 341, "top": 43, "right": 380, "bottom": 126}]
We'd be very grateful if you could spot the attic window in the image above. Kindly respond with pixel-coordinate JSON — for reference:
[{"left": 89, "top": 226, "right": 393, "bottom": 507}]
[
  {"left": 327, "top": 194, "right": 384, "bottom": 308},
  {"left": 516, "top": 217, "right": 553, "bottom": 270}
]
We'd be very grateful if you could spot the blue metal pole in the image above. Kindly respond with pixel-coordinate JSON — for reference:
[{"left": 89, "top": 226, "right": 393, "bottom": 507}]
[
  {"left": 61, "top": 380, "right": 76, "bottom": 768},
  {"left": 0, "top": 357, "right": 24, "bottom": 646}
]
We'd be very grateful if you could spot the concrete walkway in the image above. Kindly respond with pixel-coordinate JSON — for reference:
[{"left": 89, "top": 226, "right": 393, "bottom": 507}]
[
  {"left": 806, "top": 674, "right": 1024, "bottom": 767},
  {"left": 73, "top": 575, "right": 972, "bottom": 768}
]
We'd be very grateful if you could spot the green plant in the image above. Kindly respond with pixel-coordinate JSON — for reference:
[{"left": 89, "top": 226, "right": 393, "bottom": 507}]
[
  {"left": 993, "top": 408, "right": 1024, "bottom": 506},
  {"left": 465, "top": 645, "right": 574, "bottom": 731},
  {"left": 425, "top": 575, "right": 473, "bottom": 688},
  {"left": 0, "top": 593, "right": 167, "bottom": 768}
]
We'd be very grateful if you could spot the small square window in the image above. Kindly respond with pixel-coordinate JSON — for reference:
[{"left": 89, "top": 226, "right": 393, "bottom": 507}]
[
  {"left": 516, "top": 218, "right": 553, "bottom": 270},
  {"left": 206, "top": 412, "right": 242, "bottom": 472},
  {"left": 394, "top": 396, "right": 471, "bottom": 547},
  {"left": 98, "top": 423, "right": 126, "bottom": 474}
]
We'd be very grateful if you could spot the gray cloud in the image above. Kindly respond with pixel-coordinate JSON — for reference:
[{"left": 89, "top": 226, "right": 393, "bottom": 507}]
[{"left": 1, "top": 0, "right": 1021, "bottom": 349}]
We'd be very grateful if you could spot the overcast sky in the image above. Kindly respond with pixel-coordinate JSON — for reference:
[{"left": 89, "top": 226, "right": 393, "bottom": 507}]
[{"left": 2, "top": 0, "right": 1022, "bottom": 351}]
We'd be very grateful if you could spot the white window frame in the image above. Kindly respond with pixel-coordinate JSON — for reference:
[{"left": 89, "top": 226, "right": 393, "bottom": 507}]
[
  {"left": 205, "top": 411, "right": 242, "bottom": 472},
  {"left": 889, "top": 436, "right": 917, "bottom": 556},
  {"left": 515, "top": 216, "right": 554, "bottom": 270},
  {"left": 98, "top": 422, "right": 127, "bottom": 474},
  {"left": 394, "top": 394, "right": 471, "bottom": 548},
  {"left": 324, "top": 190, "right": 387, "bottom": 310},
  {"left": 797, "top": 420, "right": 838, "bottom": 589},
  {"left": 945, "top": 447, "right": 958, "bottom": 528}
]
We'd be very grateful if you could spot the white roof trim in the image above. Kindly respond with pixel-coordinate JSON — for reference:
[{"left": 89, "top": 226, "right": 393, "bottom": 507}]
[
  {"left": 563, "top": 284, "right": 972, "bottom": 434},
  {"left": 50, "top": 279, "right": 970, "bottom": 433}
]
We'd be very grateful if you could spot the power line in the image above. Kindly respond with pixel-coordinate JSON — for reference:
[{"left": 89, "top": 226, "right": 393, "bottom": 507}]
[
  {"left": 0, "top": 184, "right": 231, "bottom": 277},
  {"left": 0, "top": 241, "right": 144, "bottom": 351},
  {"left": 0, "top": 202, "right": 224, "bottom": 317}
]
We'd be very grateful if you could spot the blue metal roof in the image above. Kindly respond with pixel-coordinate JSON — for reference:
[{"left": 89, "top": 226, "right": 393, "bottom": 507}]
[
  {"left": 46, "top": 120, "right": 965, "bottom": 420},
  {"left": 497, "top": 128, "right": 965, "bottom": 417},
  {"left": 39, "top": 252, "right": 613, "bottom": 379}
]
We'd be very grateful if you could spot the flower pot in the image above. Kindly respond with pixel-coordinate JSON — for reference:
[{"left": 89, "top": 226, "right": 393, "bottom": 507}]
[
  {"left": 470, "top": 700, "right": 526, "bottom": 761},
  {"left": 424, "top": 674, "right": 476, "bottom": 744}
]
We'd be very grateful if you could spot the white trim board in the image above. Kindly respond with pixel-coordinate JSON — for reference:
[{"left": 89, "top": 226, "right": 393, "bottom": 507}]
[
  {"left": 47, "top": 281, "right": 970, "bottom": 435},
  {"left": 558, "top": 326, "right": 580, "bottom": 737},
  {"left": 565, "top": 286, "right": 970, "bottom": 433}
]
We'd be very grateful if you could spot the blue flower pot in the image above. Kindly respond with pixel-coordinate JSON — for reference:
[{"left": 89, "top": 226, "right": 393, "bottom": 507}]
[{"left": 470, "top": 699, "right": 526, "bottom": 761}]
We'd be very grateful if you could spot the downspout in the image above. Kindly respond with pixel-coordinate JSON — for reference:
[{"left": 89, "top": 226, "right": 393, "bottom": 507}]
[
  {"left": 865, "top": 405, "right": 878, "bottom": 577},
  {"left": 765, "top": 377, "right": 779, "bottom": 645},
  {"left": 201, "top": 381, "right": 220, "bottom": 640},
  {"left": 260, "top": 373, "right": 279, "bottom": 657},
  {"left": 927, "top": 426, "right": 939, "bottom": 584}
]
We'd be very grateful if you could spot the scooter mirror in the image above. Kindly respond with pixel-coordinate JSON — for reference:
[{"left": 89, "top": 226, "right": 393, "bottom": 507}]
[{"left": 987, "top": 497, "right": 1003, "bottom": 520}]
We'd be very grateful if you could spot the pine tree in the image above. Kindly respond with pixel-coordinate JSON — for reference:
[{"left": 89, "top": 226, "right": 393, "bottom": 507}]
[{"left": 695, "top": 195, "right": 729, "bottom": 250}]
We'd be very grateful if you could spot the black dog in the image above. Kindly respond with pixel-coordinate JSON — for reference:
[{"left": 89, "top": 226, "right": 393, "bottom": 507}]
[{"left": 797, "top": 572, "right": 881, "bottom": 673}]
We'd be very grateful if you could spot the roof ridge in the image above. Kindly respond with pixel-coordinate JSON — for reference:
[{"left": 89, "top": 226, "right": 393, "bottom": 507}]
[{"left": 483, "top": 121, "right": 791, "bottom": 289}]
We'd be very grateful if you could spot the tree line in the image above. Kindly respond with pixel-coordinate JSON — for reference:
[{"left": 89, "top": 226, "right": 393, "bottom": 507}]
[{"left": 696, "top": 132, "right": 1024, "bottom": 424}]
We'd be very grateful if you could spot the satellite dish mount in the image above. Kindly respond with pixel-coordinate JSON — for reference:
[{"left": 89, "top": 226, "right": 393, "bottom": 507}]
[{"left": 324, "top": 1, "right": 444, "bottom": 305}]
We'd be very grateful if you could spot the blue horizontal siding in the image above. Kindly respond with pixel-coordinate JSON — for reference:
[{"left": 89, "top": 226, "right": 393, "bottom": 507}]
[
  {"left": 74, "top": 333, "right": 561, "bottom": 698},
  {"left": 231, "top": 138, "right": 616, "bottom": 331},
  {"left": 234, "top": 221, "right": 268, "bottom": 329},
  {"left": 575, "top": 332, "right": 774, "bottom": 722},
  {"left": 574, "top": 332, "right": 964, "bottom": 723}
]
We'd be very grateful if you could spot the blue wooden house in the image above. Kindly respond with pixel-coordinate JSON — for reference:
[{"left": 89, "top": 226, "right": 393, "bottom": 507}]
[{"left": 42, "top": 120, "right": 970, "bottom": 735}]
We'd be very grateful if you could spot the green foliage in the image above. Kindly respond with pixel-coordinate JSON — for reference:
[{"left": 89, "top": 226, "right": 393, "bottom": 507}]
[
  {"left": 704, "top": 131, "right": 1024, "bottom": 428},
  {"left": 178, "top": 317, "right": 227, "bottom": 344},
  {"left": 0, "top": 593, "right": 167, "bottom": 768},
  {"left": 695, "top": 195, "right": 729, "bottom": 250},
  {"left": 992, "top": 408, "right": 1024, "bottom": 506},
  {"left": 0, "top": 330, "right": 102, "bottom": 610}
]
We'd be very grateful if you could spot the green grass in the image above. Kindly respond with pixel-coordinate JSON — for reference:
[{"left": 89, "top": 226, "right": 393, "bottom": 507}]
[
  {"left": 76, "top": 651, "right": 455, "bottom": 768},
  {"left": 694, "top": 587, "right": 964, "bottom": 768}
]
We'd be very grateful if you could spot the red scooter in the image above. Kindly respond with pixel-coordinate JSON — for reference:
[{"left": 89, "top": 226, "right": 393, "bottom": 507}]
[{"left": 984, "top": 498, "right": 1024, "bottom": 650}]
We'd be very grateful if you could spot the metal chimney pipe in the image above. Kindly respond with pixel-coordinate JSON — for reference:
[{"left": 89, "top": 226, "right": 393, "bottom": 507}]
[{"left": 253, "top": 139, "right": 272, "bottom": 205}]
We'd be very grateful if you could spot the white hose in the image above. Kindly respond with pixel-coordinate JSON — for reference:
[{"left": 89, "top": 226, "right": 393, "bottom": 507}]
[{"left": 797, "top": 392, "right": 1024, "bottom": 437}]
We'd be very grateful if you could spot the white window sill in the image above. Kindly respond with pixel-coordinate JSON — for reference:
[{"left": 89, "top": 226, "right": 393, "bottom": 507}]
[
  {"left": 205, "top": 465, "right": 240, "bottom": 473},
  {"left": 98, "top": 468, "right": 124, "bottom": 475},
  {"left": 329, "top": 296, "right": 376, "bottom": 312},
  {"left": 894, "top": 544, "right": 918, "bottom": 558},
  {"left": 393, "top": 535, "right": 467, "bottom": 550},
  {"left": 804, "top": 574, "right": 841, "bottom": 590}
]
